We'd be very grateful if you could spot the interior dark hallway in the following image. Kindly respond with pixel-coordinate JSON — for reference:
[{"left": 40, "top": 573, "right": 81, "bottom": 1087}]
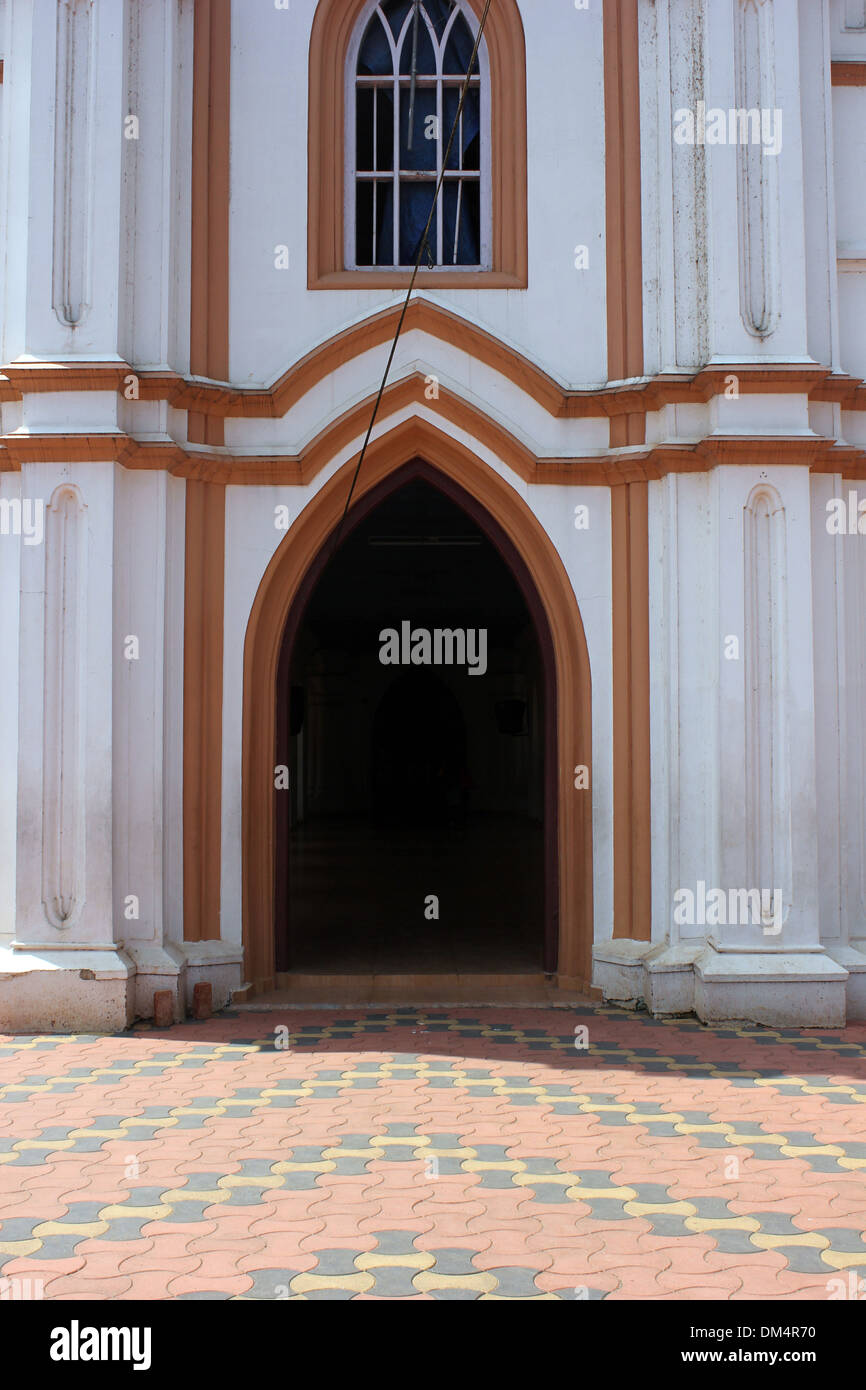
[{"left": 275, "top": 476, "right": 549, "bottom": 975}]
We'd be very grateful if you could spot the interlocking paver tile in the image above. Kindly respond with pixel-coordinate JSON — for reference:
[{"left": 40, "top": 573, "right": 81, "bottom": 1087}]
[{"left": 1, "top": 1005, "right": 865, "bottom": 1298}]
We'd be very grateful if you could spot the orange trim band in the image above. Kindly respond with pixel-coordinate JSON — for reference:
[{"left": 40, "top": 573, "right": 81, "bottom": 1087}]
[
  {"left": 604, "top": 0, "right": 645, "bottom": 450},
  {"left": 605, "top": 0, "right": 651, "bottom": 939},
  {"left": 2, "top": 420, "right": 862, "bottom": 481},
  {"left": 832, "top": 61, "right": 866, "bottom": 86},
  {"left": 182, "top": 480, "right": 225, "bottom": 942},
  {"left": 184, "top": 0, "right": 231, "bottom": 943},
  {"left": 190, "top": 0, "right": 230, "bottom": 448},
  {"left": 2, "top": 306, "right": 862, "bottom": 419}
]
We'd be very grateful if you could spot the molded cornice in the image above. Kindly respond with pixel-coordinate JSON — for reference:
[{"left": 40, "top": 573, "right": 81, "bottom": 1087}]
[
  {"left": 2, "top": 301, "right": 865, "bottom": 419},
  {"left": 2, "top": 371, "right": 863, "bottom": 483}
]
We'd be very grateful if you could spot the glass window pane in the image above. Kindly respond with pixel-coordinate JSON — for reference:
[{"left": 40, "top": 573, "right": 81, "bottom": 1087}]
[
  {"left": 443, "top": 12, "right": 478, "bottom": 74},
  {"left": 356, "top": 183, "right": 374, "bottom": 264},
  {"left": 356, "top": 88, "right": 374, "bottom": 171},
  {"left": 376, "top": 88, "right": 394, "bottom": 172},
  {"left": 443, "top": 86, "right": 479, "bottom": 170},
  {"left": 423, "top": 0, "right": 454, "bottom": 40},
  {"left": 358, "top": 13, "right": 392, "bottom": 76},
  {"left": 400, "top": 85, "right": 437, "bottom": 170},
  {"left": 382, "top": 0, "right": 413, "bottom": 39},
  {"left": 443, "top": 179, "right": 480, "bottom": 265},
  {"left": 399, "top": 180, "right": 436, "bottom": 264},
  {"left": 399, "top": 11, "right": 435, "bottom": 74},
  {"left": 375, "top": 181, "right": 395, "bottom": 265}
]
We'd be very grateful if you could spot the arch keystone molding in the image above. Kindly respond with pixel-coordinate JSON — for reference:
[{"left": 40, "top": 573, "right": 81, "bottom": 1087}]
[
  {"left": 241, "top": 416, "right": 593, "bottom": 994},
  {"left": 307, "top": 0, "right": 527, "bottom": 288}
]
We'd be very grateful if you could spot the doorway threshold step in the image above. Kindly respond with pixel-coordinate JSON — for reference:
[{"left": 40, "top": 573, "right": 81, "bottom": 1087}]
[{"left": 233, "top": 974, "right": 598, "bottom": 1008}]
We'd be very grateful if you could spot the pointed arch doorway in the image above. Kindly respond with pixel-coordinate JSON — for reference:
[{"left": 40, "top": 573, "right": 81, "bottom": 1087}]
[
  {"left": 242, "top": 426, "right": 593, "bottom": 997},
  {"left": 275, "top": 469, "right": 551, "bottom": 975}
]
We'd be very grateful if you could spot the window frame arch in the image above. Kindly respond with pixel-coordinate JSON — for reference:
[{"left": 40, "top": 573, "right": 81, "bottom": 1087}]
[
  {"left": 345, "top": 0, "right": 493, "bottom": 273},
  {"left": 307, "top": 0, "right": 527, "bottom": 289}
]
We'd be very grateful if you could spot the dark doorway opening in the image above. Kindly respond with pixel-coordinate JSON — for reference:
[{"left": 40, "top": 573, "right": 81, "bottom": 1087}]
[{"left": 274, "top": 467, "right": 557, "bottom": 975}]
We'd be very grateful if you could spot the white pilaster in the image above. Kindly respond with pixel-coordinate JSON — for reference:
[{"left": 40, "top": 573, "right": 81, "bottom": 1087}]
[{"left": 0, "top": 460, "right": 132, "bottom": 1033}]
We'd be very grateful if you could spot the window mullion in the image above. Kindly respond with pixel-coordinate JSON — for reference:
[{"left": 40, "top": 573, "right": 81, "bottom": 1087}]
[
  {"left": 372, "top": 86, "right": 378, "bottom": 267},
  {"left": 436, "top": 35, "right": 443, "bottom": 265},
  {"left": 373, "top": 179, "right": 378, "bottom": 268},
  {"left": 392, "top": 63, "right": 400, "bottom": 266}
]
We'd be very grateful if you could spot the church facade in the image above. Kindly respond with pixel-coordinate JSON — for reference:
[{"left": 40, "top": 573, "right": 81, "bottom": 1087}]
[{"left": 1, "top": 0, "right": 866, "bottom": 1032}]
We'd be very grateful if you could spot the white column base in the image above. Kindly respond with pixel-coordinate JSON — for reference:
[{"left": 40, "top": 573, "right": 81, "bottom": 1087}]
[
  {"left": 826, "top": 943, "right": 866, "bottom": 1022},
  {"left": 591, "top": 939, "right": 653, "bottom": 1006},
  {"left": 593, "top": 938, "right": 852, "bottom": 1026},
  {"left": 0, "top": 946, "right": 135, "bottom": 1033},
  {"left": 644, "top": 940, "right": 705, "bottom": 1015},
  {"left": 123, "top": 943, "right": 188, "bottom": 1023},
  {"left": 693, "top": 944, "right": 848, "bottom": 1027},
  {"left": 177, "top": 940, "right": 244, "bottom": 1011}
]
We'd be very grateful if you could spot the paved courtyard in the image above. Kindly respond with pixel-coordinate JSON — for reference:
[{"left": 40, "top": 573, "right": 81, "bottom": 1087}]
[{"left": 1, "top": 1005, "right": 865, "bottom": 1301}]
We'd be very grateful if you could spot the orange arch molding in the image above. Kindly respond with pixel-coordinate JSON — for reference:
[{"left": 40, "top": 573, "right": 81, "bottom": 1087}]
[
  {"left": 307, "top": 0, "right": 527, "bottom": 289},
  {"left": 241, "top": 416, "right": 594, "bottom": 994}
]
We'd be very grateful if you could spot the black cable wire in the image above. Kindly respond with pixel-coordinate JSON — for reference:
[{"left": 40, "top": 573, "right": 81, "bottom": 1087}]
[{"left": 330, "top": 0, "right": 493, "bottom": 556}]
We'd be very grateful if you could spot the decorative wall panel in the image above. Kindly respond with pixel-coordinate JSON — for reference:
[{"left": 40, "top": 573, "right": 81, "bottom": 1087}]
[
  {"left": 41, "top": 485, "right": 88, "bottom": 930},
  {"left": 735, "top": 0, "right": 780, "bottom": 338},
  {"left": 52, "top": 0, "right": 95, "bottom": 327},
  {"left": 743, "top": 483, "right": 791, "bottom": 926}
]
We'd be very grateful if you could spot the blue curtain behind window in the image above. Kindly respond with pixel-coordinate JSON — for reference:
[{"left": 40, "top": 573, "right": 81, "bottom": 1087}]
[{"left": 399, "top": 182, "right": 436, "bottom": 264}]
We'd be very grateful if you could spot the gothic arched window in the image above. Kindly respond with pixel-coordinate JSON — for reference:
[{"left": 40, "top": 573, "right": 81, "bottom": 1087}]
[{"left": 346, "top": 0, "right": 491, "bottom": 270}]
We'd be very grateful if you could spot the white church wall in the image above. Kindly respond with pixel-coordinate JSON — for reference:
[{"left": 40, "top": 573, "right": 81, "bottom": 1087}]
[
  {"left": 640, "top": 0, "right": 711, "bottom": 373},
  {"left": 528, "top": 481, "right": 614, "bottom": 948},
  {"left": 226, "top": 0, "right": 609, "bottom": 393},
  {"left": 162, "top": 474, "right": 186, "bottom": 949},
  {"left": 841, "top": 495, "right": 866, "bottom": 948},
  {"left": 0, "top": 460, "right": 134, "bottom": 1033},
  {"left": 19, "top": 0, "right": 125, "bottom": 361},
  {"left": 832, "top": 86, "right": 866, "bottom": 259},
  {"left": 701, "top": 0, "right": 810, "bottom": 364},
  {"left": 837, "top": 268, "right": 866, "bottom": 381},
  {"left": 832, "top": 55, "right": 866, "bottom": 386},
  {"left": 798, "top": 0, "right": 841, "bottom": 373},
  {"left": 830, "top": 0, "right": 866, "bottom": 57},
  {"left": 648, "top": 470, "right": 719, "bottom": 952},
  {"left": 716, "top": 466, "right": 819, "bottom": 950},
  {"left": 112, "top": 466, "right": 188, "bottom": 1018},
  {"left": 14, "top": 462, "right": 116, "bottom": 949},
  {"left": 809, "top": 471, "right": 845, "bottom": 949},
  {"left": 119, "top": 0, "right": 193, "bottom": 374},
  {"left": 0, "top": 0, "right": 33, "bottom": 365},
  {"left": 0, "top": 470, "right": 21, "bottom": 943}
]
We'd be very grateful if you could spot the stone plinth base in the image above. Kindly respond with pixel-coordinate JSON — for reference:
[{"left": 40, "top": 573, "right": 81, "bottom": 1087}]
[
  {"left": 124, "top": 943, "right": 188, "bottom": 1023},
  {"left": 593, "top": 938, "right": 852, "bottom": 1027},
  {"left": 178, "top": 940, "right": 244, "bottom": 1012},
  {"left": 0, "top": 947, "right": 135, "bottom": 1033},
  {"left": 818, "top": 943, "right": 866, "bottom": 1023},
  {"left": 693, "top": 946, "right": 848, "bottom": 1027}
]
